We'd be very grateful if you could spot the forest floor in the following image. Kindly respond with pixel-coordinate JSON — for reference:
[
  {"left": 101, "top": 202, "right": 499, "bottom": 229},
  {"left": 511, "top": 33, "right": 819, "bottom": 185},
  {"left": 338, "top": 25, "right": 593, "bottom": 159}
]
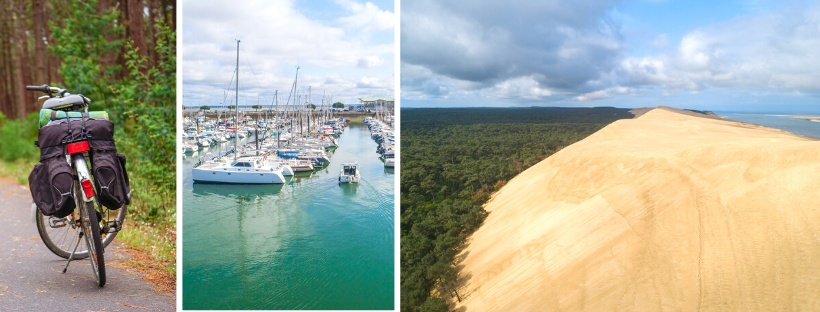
[{"left": 0, "top": 176, "right": 175, "bottom": 311}]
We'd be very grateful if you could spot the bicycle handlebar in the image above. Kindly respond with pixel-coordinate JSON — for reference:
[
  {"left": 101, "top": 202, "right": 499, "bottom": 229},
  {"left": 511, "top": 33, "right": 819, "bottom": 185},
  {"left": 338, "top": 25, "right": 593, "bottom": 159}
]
[
  {"left": 26, "top": 84, "right": 66, "bottom": 96},
  {"left": 26, "top": 84, "right": 51, "bottom": 93}
]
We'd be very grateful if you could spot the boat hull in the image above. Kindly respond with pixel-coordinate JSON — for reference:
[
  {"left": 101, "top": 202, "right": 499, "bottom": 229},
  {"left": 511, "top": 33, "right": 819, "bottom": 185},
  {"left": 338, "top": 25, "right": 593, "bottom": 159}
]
[
  {"left": 339, "top": 175, "right": 360, "bottom": 183},
  {"left": 192, "top": 168, "right": 286, "bottom": 184}
]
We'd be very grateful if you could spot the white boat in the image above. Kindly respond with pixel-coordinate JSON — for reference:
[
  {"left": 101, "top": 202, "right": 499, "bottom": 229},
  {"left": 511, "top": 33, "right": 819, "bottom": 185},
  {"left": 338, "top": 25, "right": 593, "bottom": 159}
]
[
  {"left": 339, "top": 163, "right": 360, "bottom": 183},
  {"left": 234, "top": 153, "right": 295, "bottom": 176},
  {"left": 192, "top": 157, "right": 286, "bottom": 184},
  {"left": 182, "top": 143, "right": 195, "bottom": 153},
  {"left": 191, "top": 40, "right": 286, "bottom": 184},
  {"left": 285, "top": 159, "right": 314, "bottom": 172}
]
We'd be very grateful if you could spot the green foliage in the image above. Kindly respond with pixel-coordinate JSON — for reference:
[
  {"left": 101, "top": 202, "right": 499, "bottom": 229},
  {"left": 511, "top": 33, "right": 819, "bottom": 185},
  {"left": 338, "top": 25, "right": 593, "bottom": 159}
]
[
  {"left": 307, "top": 103, "right": 317, "bottom": 110},
  {"left": 419, "top": 296, "right": 448, "bottom": 312},
  {"left": 109, "top": 24, "right": 176, "bottom": 224},
  {"left": 228, "top": 105, "right": 236, "bottom": 110},
  {"left": 48, "top": 0, "right": 123, "bottom": 105},
  {"left": 400, "top": 107, "right": 632, "bottom": 311},
  {"left": 252, "top": 105, "right": 262, "bottom": 110},
  {"left": 200, "top": 106, "right": 210, "bottom": 110},
  {"left": 333, "top": 102, "right": 344, "bottom": 108},
  {"left": 0, "top": 112, "right": 40, "bottom": 162}
]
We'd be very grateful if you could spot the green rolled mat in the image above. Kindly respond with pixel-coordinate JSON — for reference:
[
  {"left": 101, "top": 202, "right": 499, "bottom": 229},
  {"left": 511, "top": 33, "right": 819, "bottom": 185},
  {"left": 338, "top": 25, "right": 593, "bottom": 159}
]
[{"left": 39, "top": 109, "right": 109, "bottom": 128}]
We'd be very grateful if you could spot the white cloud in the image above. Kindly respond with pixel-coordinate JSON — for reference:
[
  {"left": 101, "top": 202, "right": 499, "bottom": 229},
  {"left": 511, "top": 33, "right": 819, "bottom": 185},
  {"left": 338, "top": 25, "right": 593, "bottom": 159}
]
[
  {"left": 482, "top": 76, "right": 555, "bottom": 100},
  {"left": 356, "top": 77, "right": 391, "bottom": 88},
  {"left": 619, "top": 5, "right": 820, "bottom": 93},
  {"left": 183, "top": 0, "right": 393, "bottom": 106},
  {"left": 575, "top": 86, "right": 635, "bottom": 101},
  {"left": 336, "top": 0, "right": 395, "bottom": 31}
]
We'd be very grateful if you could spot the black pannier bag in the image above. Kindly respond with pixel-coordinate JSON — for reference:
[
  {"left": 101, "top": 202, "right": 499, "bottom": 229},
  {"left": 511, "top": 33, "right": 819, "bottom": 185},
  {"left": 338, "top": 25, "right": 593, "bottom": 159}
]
[
  {"left": 30, "top": 116, "right": 130, "bottom": 213},
  {"left": 29, "top": 156, "right": 76, "bottom": 217},
  {"left": 90, "top": 149, "right": 131, "bottom": 210}
]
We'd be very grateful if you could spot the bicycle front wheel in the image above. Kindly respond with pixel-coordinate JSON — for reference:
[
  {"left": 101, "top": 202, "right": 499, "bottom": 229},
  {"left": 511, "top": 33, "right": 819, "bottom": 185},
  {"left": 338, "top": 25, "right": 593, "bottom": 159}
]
[{"left": 82, "top": 201, "right": 106, "bottom": 287}]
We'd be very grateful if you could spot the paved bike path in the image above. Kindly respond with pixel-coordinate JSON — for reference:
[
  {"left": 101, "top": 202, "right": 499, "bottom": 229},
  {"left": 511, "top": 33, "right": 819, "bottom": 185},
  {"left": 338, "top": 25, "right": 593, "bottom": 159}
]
[{"left": 0, "top": 178, "right": 175, "bottom": 311}]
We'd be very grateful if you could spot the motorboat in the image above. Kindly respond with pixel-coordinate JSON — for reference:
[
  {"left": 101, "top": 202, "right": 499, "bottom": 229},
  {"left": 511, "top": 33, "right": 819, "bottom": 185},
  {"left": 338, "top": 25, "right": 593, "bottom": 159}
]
[{"left": 339, "top": 163, "right": 360, "bottom": 183}]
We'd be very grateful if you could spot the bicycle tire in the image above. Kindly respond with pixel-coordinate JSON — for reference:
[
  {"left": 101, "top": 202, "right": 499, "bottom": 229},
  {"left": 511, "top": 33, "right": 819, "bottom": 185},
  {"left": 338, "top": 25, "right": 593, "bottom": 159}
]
[
  {"left": 83, "top": 201, "right": 105, "bottom": 286},
  {"left": 36, "top": 205, "right": 126, "bottom": 259}
]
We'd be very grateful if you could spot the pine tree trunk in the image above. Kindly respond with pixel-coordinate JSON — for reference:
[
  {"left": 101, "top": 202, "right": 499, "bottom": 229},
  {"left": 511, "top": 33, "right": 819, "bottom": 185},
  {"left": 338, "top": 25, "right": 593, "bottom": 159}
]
[
  {"left": 127, "top": 0, "right": 148, "bottom": 71},
  {"left": 148, "top": 0, "right": 159, "bottom": 67},
  {"left": 15, "top": 0, "right": 34, "bottom": 117},
  {"left": 32, "top": 0, "right": 47, "bottom": 85},
  {"left": 97, "top": 0, "right": 115, "bottom": 77},
  {"left": 43, "top": 0, "right": 61, "bottom": 85},
  {"left": 0, "top": 7, "right": 12, "bottom": 115}
]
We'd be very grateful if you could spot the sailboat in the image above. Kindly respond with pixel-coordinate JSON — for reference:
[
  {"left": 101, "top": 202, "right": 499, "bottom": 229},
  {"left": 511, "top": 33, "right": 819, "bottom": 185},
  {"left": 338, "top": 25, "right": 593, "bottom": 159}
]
[{"left": 192, "top": 40, "right": 287, "bottom": 184}]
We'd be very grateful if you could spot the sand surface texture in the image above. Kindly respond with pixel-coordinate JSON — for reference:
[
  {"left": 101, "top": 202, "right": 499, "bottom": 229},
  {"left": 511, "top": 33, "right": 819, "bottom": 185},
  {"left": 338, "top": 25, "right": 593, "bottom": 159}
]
[{"left": 455, "top": 107, "right": 820, "bottom": 311}]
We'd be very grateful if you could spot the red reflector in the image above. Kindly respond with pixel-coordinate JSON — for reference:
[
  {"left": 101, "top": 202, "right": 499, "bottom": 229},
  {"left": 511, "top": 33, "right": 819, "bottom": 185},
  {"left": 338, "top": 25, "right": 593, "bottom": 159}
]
[
  {"left": 81, "top": 179, "right": 95, "bottom": 198},
  {"left": 66, "top": 141, "right": 90, "bottom": 154}
]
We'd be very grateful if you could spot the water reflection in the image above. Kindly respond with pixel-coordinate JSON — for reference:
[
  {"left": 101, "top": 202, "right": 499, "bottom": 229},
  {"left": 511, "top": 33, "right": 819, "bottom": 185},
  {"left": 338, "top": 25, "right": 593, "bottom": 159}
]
[
  {"left": 339, "top": 182, "right": 359, "bottom": 195},
  {"left": 192, "top": 182, "right": 286, "bottom": 197}
]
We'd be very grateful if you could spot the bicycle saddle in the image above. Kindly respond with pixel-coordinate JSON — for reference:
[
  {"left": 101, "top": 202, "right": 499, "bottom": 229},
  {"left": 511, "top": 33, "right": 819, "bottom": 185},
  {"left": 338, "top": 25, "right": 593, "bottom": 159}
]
[{"left": 42, "top": 94, "right": 85, "bottom": 110}]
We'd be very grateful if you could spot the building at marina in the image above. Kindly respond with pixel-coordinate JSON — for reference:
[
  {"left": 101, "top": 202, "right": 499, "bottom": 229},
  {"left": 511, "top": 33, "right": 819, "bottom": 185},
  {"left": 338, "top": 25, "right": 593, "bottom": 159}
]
[{"left": 358, "top": 98, "right": 394, "bottom": 109}]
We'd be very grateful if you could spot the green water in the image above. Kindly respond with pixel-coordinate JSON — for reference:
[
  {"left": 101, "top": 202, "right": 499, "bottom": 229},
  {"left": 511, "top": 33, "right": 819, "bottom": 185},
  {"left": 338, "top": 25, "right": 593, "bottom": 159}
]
[{"left": 182, "top": 123, "right": 394, "bottom": 310}]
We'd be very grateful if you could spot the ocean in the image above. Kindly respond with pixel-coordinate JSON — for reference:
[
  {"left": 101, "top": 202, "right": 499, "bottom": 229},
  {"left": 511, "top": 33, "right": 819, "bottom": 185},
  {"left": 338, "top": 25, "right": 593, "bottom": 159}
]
[{"left": 718, "top": 113, "right": 820, "bottom": 139}]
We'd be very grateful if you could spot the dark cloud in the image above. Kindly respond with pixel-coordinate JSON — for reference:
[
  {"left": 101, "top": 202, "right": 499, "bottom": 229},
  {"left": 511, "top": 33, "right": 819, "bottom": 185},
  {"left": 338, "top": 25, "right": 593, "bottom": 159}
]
[{"left": 401, "top": 0, "right": 624, "bottom": 96}]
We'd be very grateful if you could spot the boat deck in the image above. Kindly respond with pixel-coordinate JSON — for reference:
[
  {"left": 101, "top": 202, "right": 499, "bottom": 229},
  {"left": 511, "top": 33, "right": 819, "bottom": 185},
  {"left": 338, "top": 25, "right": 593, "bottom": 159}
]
[{"left": 197, "top": 162, "right": 223, "bottom": 169}]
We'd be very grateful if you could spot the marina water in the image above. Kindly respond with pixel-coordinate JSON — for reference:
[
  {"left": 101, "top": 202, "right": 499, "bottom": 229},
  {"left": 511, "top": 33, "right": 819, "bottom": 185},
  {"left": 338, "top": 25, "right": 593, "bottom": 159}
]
[{"left": 182, "top": 122, "right": 394, "bottom": 309}]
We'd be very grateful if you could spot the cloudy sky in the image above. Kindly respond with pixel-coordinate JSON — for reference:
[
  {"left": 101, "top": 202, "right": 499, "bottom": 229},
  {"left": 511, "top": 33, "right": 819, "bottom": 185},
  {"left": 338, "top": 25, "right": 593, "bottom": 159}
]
[
  {"left": 182, "top": 0, "right": 394, "bottom": 108},
  {"left": 401, "top": 0, "right": 820, "bottom": 113}
]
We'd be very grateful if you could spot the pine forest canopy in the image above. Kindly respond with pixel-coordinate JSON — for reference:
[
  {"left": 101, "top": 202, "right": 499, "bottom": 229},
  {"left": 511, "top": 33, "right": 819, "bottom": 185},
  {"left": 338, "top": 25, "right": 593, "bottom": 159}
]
[{"left": 0, "top": 0, "right": 176, "bottom": 118}]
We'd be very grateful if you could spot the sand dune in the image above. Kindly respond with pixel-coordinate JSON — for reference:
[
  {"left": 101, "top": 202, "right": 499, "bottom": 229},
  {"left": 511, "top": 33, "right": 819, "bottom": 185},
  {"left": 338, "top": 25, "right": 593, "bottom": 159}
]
[{"left": 454, "top": 107, "right": 820, "bottom": 311}]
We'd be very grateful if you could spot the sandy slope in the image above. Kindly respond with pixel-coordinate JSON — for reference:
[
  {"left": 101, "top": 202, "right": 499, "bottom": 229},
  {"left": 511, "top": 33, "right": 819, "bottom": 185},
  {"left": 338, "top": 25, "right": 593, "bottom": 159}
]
[{"left": 454, "top": 107, "right": 820, "bottom": 311}]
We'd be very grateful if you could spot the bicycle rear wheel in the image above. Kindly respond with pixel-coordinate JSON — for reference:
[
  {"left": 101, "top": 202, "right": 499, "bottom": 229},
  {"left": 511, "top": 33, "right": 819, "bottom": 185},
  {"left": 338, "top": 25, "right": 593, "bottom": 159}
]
[
  {"left": 36, "top": 204, "right": 126, "bottom": 259},
  {"left": 82, "top": 201, "right": 105, "bottom": 286}
]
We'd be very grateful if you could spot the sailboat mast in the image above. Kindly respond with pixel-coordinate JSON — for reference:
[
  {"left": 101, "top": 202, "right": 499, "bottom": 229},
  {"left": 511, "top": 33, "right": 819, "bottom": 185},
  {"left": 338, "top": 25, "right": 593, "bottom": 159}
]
[
  {"left": 235, "top": 40, "right": 240, "bottom": 162},
  {"left": 307, "top": 86, "right": 316, "bottom": 133}
]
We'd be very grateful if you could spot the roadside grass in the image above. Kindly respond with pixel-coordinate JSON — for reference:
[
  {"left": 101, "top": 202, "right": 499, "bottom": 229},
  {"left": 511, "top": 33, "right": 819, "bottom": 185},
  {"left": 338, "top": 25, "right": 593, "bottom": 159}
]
[
  {"left": 117, "top": 220, "right": 176, "bottom": 292},
  {"left": 0, "top": 158, "right": 36, "bottom": 185}
]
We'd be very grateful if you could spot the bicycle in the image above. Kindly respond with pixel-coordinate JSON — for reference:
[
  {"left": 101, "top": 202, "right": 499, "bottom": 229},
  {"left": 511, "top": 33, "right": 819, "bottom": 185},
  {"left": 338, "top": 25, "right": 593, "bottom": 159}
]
[{"left": 26, "top": 84, "right": 128, "bottom": 287}]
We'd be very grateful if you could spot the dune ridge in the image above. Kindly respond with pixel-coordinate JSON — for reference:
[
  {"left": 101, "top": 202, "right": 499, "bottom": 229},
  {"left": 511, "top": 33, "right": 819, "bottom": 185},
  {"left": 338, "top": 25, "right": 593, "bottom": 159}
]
[{"left": 454, "top": 107, "right": 820, "bottom": 311}]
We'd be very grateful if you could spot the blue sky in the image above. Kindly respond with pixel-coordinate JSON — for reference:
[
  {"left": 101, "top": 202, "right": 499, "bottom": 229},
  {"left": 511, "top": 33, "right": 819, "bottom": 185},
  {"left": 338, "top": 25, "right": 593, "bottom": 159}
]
[
  {"left": 401, "top": 0, "right": 820, "bottom": 114},
  {"left": 182, "top": 0, "right": 394, "bottom": 108}
]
